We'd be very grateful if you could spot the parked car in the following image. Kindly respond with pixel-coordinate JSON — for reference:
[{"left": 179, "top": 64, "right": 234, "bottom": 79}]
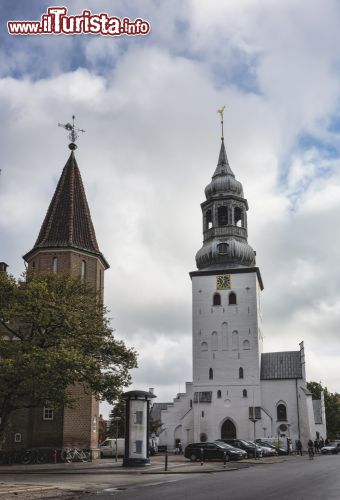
[
  {"left": 320, "top": 442, "right": 340, "bottom": 455},
  {"left": 256, "top": 439, "right": 286, "bottom": 455},
  {"left": 184, "top": 441, "right": 247, "bottom": 462},
  {"left": 219, "top": 439, "right": 263, "bottom": 458},
  {"left": 256, "top": 444, "right": 278, "bottom": 456}
]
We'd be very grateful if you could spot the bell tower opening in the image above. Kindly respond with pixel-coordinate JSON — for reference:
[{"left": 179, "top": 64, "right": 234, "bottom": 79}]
[{"left": 221, "top": 419, "right": 236, "bottom": 439}]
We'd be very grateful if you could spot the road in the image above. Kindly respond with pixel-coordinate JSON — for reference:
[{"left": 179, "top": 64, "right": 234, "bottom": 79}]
[
  {"left": 83, "top": 455, "right": 340, "bottom": 500},
  {"left": 0, "top": 455, "right": 339, "bottom": 499}
]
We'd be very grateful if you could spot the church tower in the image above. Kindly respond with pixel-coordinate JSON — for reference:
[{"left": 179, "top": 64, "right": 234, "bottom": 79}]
[
  {"left": 189, "top": 110, "right": 264, "bottom": 442},
  {"left": 22, "top": 119, "right": 109, "bottom": 454}
]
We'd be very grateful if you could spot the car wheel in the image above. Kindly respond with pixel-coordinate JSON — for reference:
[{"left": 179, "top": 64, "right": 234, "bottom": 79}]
[{"left": 190, "top": 454, "right": 197, "bottom": 462}]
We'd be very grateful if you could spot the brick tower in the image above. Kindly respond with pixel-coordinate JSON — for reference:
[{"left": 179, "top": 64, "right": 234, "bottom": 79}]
[{"left": 19, "top": 124, "right": 109, "bottom": 455}]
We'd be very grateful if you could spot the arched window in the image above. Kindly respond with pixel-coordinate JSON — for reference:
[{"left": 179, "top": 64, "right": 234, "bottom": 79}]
[
  {"left": 277, "top": 403, "right": 287, "bottom": 421},
  {"left": 229, "top": 292, "right": 237, "bottom": 305},
  {"left": 218, "top": 206, "right": 228, "bottom": 226},
  {"left": 213, "top": 293, "right": 221, "bottom": 306},
  {"left": 243, "top": 389, "right": 247, "bottom": 398},
  {"left": 211, "top": 332, "right": 218, "bottom": 351},
  {"left": 234, "top": 207, "right": 242, "bottom": 227},
  {"left": 222, "top": 322, "right": 228, "bottom": 350},
  {"left": 81, "top": 260, "right": 86, "bottom": 282},
  {"left": 243, "top": 340, "right": 250, "bottom": 350},
  {"left": 217, "top": 390, "right": 222, "bottom": 399},
  {"left": 232, "top": 331, "right": 239, "bottom": 350},
  {"left": 206, "top": 209, "right": 213, "bottom": 230},
  {"left": 239, "top": 367, "right": 244, "bottom": 379},
  {"left": 217, "top": 243, "right": 228, "bottom": 255},
  {"left": 52, "top": 256, "right": 58, "bottom": 273},
  {"left": 209, "top": 368, "right": 213, "bottom": 380},
  {"left": 201, "top": 341, "right": 208, "bottom": 351}
]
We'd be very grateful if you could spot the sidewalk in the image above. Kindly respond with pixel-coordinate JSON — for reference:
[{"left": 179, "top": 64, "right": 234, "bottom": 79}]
[{"left": 0, "top": 453, "right": 297, "bottom": 475}]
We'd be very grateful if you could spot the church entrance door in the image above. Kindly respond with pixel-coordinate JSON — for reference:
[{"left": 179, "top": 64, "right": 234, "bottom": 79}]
[{"left": 221, "top": 419, "right": 236, "bottom": 439}]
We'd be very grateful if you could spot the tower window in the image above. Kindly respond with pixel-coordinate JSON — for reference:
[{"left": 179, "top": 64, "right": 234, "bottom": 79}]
[
  {"left": 209, "top": 368, "right": 213, "bottom": 380},
  {"left": 218, "top": 206, "right": 228, "bottom": 226},
  {"left": 81, "top": 260, "right": 86, "bottom": 283},
  {"left": 277, "top": 403, "right": 287, "bottom": 421},
  {"left": 213, "top": 293, "right": 221, "bottom": 306},
  {"left": 211, "top": 332, "right": 218, "bottom": 350},
  {"left": 201, "top": 341, "right": 208, "bottom": 351},
  {"left": 206, "top": 209, "right": 213, "bottom": 230},
  {"left": 239, "top": 367, "right": 244, "bottom": 379},
  {"left": 243, "top": 389, "right": 247, "bottom": 398},
  {"left": 217, "top": 390, "right": 222, "bottom": 399},
  {"left": 229, "top": 292, "right": 237, "bottom": 305},
  {"left": 243, "top": 340, "right": 250, "bottom": 350},
  {"left": 234, "top": 207, "right": 242, "bottom": 227},
  {"left": 52, "top": 257, "right": 58, "bottom": 273},
  {"left": 217, "top": 243, "right": 229, "bottom": 255}
]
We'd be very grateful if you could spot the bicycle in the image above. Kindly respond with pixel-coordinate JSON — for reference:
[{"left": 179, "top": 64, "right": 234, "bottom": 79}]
[{"left": 61, "top": 448, "right": 90, "bottom": 463}]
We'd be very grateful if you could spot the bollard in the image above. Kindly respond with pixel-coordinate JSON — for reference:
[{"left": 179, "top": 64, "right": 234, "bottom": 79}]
[
  {"left": 223, "top": 451, "right": 227, "bottom": 468},
  {"left": 165, "top": 451, "right": 168, "bottom": 471},
  {"left": 200, "top": 447, "right": 204, "bottom": 466}
]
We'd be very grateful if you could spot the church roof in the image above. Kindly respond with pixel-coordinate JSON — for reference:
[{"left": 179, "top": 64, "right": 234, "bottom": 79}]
[
  {"left": 260, "top": 351, "right": 302, "bottom": 380},
  {"left": 24, "top": 151, "right": 109, "bottom": 267}
]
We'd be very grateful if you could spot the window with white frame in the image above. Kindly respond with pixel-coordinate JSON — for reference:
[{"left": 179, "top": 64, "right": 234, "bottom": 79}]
[
  {"left": 43, "top": 407, "right": 54, "bottom": 420},
  {"left": 134, "top": 411, "right": 143, "bottom": 424}
]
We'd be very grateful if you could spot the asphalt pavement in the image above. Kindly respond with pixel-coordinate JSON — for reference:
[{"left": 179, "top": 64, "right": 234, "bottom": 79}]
[{"left": 0, "top": 453, "right": 334, "bottom": 499}]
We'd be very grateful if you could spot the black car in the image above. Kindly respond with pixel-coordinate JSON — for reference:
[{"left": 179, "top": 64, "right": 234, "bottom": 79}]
[
  {"left": 255, "top": 439, "right": 287, "bottom": 455},
  {"left": 219, "top": 438, "right": 263, "bottom": 458},
  {"left": 184, "top": 442, "right": 247, "bottom": 461}
]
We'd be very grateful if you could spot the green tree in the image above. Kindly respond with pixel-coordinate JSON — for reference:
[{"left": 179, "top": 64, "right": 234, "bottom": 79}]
[
  {"left": 0, "top": 271, "right": 137, "bottom": 444},
  {"left": 108, "top": 398, "right": 126, "bottom": 438},
  {"left": 307, "top": 381, "right": 340, "bottom": 438}
]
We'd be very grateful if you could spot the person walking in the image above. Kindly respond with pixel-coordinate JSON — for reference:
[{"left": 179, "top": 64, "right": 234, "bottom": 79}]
[
  {"left": 308, "top": 439, "right": 314, "bottom": 459},
  {"left": 296, "top": 439, "right": 303, "bottom": 456},
  {"left": 314, "top": 439, "right": 319, "bottom": 454}
]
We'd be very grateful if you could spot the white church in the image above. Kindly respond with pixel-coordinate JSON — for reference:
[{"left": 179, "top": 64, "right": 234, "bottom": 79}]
[{"left": 157, "top": 116, "right": 326, "bottom": 450}]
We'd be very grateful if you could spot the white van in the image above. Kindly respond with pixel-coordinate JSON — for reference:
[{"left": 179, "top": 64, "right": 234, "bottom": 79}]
[{"left": 100, "top": 438, "right": 125, "bottom": 457}]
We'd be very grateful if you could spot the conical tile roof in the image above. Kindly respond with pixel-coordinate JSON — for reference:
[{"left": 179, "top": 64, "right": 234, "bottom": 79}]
[{"left": 24, "top": 151, "right": 109, "bottom": 267}]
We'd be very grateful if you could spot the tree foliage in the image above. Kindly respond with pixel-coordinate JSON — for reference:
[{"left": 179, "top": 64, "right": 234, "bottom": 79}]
[
  {"left": 307, "top": 381, "right": 340, "bottom": 438},
  {"left": 108, "top": 397, "right": 126, "bottom": 438},
  {"left": 0, "top": 271, "right": 137, "bottom": 441}
]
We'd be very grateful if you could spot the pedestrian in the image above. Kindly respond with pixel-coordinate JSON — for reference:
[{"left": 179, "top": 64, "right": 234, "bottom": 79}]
[
  {"left": 319, "top": 437, "right": 325, "bottom": 449},
  {"left": 296, "top": 439, "right": 302, "bottom": 456},
  {"left": 308, "top": 439, "right": 314, "bottom": 458},
  {"left": 314, "top": 439, "right": 319, "bottom": 454},
  {"left": 325, "top": 437, "right": 329, "bottom": 446},
  {"left": 178, "top": 441, "right": 183, "bottom": 455}
]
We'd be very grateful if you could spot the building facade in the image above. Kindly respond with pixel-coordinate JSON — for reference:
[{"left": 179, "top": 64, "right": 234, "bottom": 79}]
[
  {"left": 2, "top": 138, "right": 109, "bottom": 454},
  {"left": 159, "top": 130, "right": 326, "bottom": 450}
]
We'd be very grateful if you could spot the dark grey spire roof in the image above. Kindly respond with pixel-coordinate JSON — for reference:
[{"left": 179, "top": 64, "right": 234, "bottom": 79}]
[
  {"left": 212, "top": 139, "right": 235, "bottom": 178},
  {"left": 260, "top": 351, "right": 302, "bottom": 380}
]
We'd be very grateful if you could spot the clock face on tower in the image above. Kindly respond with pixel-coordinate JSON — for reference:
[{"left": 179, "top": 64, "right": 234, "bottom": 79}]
[{"left": 216, "top": 274, "right": 231, "bottom": 290}]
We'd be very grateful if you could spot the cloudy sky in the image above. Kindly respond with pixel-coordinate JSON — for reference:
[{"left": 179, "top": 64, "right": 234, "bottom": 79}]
[{"left": 1, "top": 0, "right": 340, "bottom": 418}]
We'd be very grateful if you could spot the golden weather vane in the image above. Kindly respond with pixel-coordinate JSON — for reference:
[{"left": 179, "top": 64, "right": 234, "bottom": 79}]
[{"left": 217, "top": 105, "right": 226, "bottom": 139}]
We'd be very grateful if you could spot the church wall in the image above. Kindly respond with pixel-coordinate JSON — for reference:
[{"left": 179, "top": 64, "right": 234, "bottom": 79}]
[
  {"left": 261, "top": 379, "right": 311, "bottom": 444},
  {"left": 191, "top": 271, "right": 263, "bottom": 441}
]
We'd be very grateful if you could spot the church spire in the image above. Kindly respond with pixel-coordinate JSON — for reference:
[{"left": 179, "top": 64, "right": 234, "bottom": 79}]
[
  {"left": 195, "top": 110, "right": 256, "bottom": 270},
  {"left": 23, "top": 121, "right": 109, "bottom": 269}
]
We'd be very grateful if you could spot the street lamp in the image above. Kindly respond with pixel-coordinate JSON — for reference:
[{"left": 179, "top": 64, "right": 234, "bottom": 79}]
[{"left": 111, "top": 417, "right": 120, "bottom": 463}]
